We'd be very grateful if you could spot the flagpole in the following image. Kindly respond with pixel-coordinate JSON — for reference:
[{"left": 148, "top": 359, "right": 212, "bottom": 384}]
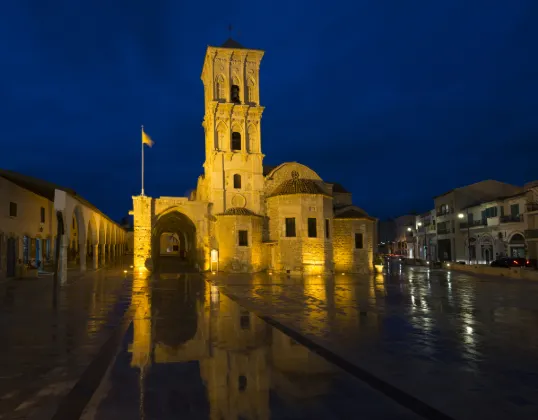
[{"left": 141, "top": 125, "right": 145, "bottom": 196}]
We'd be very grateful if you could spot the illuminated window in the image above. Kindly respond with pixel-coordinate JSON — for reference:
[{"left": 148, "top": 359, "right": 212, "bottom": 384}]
[
  {"left": 233, "top": 174, "right": 241, "bottom": 189},
  {"left": 307, "top": 218, "right": 317, "bottom": 238},
  {"left": 325, "top": 219, "right": 330, "bottom": 238},
  {"left": 9, "top": 202, "right": 17, "bottom": 217},
  {"left": 231, "top": 132, "right": 241, "bottom": 151},
  {"left": 231, "top": 84, "right": 240, "bottom": 103},
  {"left": 238, "top": 230, "right": 248, "bottom": 246},
  {"left": 285, "top": 218, "right": 296, "bottom": 237},
  {"left": 355, "top": 233, "right": 363, "bottom": 249}
]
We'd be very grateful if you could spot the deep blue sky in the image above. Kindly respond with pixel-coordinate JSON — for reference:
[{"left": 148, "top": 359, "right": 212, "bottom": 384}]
[{"left": 1, "top": 0, "right": 537, "bottom": 221}]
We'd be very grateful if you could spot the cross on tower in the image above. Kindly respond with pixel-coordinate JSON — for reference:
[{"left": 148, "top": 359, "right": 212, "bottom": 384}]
[{"left": 228, "top": 25, "right": 240, "bottom": 39}]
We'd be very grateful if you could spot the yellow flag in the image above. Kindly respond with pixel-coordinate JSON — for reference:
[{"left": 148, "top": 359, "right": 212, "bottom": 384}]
[{"left": 142, "top": 129, "right": 154, "bottom": 147}]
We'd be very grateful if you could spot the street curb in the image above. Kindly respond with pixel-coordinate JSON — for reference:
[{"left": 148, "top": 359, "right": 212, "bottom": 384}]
[{"left": 207, "top": 276, "right": 454, "bottom": 420}]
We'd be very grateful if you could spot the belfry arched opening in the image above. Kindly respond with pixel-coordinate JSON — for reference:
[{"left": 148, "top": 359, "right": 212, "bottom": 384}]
[{"left": 152, "top": 211, "right": 197, "bottom": 272}]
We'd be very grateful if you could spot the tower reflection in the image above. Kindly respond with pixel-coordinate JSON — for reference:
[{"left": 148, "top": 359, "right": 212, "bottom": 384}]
[{"left": 128, "top": 273, "right": 338, "bottom": 419}]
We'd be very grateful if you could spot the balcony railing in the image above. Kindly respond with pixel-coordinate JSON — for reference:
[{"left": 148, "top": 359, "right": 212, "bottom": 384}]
[
  {"left": 437, "top": 228, "right": 454, "bottom": 235},
  {"left": 500, "top": 215, "right": 523, "bottom": 223},
  {"left": 436, "top": 208, "right": 453, "bottom": 217},
  {"left": 525, "top": 229, "right": 538, "bottom": 239},
  {"left": 459, "top": 220, "right": 487, "bottom": 229},
  {"left": 527, "top": 202, "right": 538, "bottom": 212}
]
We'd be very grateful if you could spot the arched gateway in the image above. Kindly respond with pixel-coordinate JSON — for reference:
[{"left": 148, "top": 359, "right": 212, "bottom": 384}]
[
  {"left": 132, "top": 196, "right": 209, "bottom": 273},
  {"left": 152, "top": 211, "right": 197, "bottom": 272}
]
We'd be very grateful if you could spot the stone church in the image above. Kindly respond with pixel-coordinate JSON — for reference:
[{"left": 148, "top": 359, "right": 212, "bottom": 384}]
[{"left": 132, "top": 38, "right": 376, "bottom": 274}]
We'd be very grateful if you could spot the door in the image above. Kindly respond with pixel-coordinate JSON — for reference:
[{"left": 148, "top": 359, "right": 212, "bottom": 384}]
[
  {"left": 483, "top": 247, "right": 492, "bottom": 264},
  {"left": 6, "top": 237, "right": 16, "bottom": 277}
]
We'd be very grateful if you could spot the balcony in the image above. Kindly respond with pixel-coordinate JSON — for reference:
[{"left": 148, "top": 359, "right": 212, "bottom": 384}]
[
  {"left": 437, "top": 228, "right": 454, "bottom": 235},
  {"left": 525, "top": 229, "right": 538, "bottom": 239},
  {"left": 500, "top": 215, "right": 523, "bottom": 223},
  {"left": 436, "top": 209, "right": 453, "bottom": 217},
  {"left": 459, "top": 220, "right": 487, "bottom": 229},
  {"left": 527, "top": 202, "right": 538, "bottom": 212}
]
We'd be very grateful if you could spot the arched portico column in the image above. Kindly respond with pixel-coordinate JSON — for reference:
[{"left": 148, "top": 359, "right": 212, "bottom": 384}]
[
  {"left": 111, "top": 244, "right": 116, "bottom": 259},
  {"left": 79, "top": 240, "right": 86, "bottom": 271},
  {"left": 59, "top": 235, "right": 69, "bottom": 285},
  {"left": 100, "top": 244, "right": 106, "bottom": 265},
  {"left": 93, "top": 244, "right": 99, "bottom": 269}
]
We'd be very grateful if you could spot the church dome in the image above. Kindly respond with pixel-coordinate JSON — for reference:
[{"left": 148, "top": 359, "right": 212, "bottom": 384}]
[
  {"left": 218, "top": 207, "right": 260, "bottom": 216},
  {"left": 268, "top": 174, "right": 329, "bottom": 198},
  {"left": 334, "top": 207, "right": 374, "bottom": 220}
]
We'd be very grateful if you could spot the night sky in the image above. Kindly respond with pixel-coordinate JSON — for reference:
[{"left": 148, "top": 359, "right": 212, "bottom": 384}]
[{"left": 1, "top": 1, "right": 537, "bottom": 221}]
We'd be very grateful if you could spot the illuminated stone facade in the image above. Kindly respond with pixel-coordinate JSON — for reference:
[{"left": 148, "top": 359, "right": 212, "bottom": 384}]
[{"left": 132, "top": 39, "right": 376, "bottom": 274}]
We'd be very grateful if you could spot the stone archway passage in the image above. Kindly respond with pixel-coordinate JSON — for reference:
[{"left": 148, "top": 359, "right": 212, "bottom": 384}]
[{"left": 152, "top": 211, "right": 197, "bottom": 273}]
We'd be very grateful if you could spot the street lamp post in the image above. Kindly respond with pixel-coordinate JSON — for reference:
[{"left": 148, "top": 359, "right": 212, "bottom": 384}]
[
  {"left": 458, "top": 212, "right": 471, "bottom": 264},
  {"left": 417, "top": 222, "right": 422, "bottom": 261},
  {"left": 407, "top": 227, "right": 415, "bottom": 259}
]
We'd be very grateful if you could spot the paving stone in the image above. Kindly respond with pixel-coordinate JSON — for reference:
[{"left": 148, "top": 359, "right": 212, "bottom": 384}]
[{"left": 209, "top": 265, "right": 538, "bottom": 420}]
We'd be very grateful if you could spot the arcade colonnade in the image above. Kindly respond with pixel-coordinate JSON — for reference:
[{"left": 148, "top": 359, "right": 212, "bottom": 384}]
[{"left": 54, "top": 190, "right": 128, "bottom": 283}]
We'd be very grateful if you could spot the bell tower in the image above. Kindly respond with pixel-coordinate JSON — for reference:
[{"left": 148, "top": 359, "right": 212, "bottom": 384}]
[{"left": 200, "top": 38, "right": 265, "bottom": 214}]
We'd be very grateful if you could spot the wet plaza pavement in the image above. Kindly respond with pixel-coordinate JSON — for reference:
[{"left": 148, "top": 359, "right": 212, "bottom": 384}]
[
  {"left": 81, "top": 273, "right": 419, "bottom": 419},
  {"left": 209, "top": 264, "right": 538, "bottom": 420},
  {"left": 0, "top": 263, "right": 133, "bottom": 419},
  {"left": 1, "top": 261, "right": 538, "bottom": 419}
]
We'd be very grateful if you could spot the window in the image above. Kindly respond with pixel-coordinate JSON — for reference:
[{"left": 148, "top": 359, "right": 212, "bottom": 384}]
[
  {"left": 482, "top": 206, "right": 497, "bottom": 223},
  {"left": 238, "top": 230, "right": 248, "bottom": 246},
  {"left": 233, "top": 174, "right": 241, "bottom": 189},
  {"left": 510, "top": 203, "right": 520, "bottom": 217},
  {"left": 9, "top": 202, "right": 17, "bottom": 217},
  {"left": 40, "top": 207, "right": 45, "bottom": 223},
  {"left": 72, "top": 217, "right": 75, "bottom": 228},
  {"left": 355, "top": 232, "right": 363, "bottom": 249},
  {"left": 285, "top": 218, "right": 296, "bottom": 237},
  {"left": 238, "top": 375, "right": 247, "bottom": 391},
  {"left": 231, "top": 84, "right": 240, "bottom": 103},
  {"left": 231, "top": 132, "right": 241, "bottom": 151},
  {"left": 325, "top": 219, "right": 330, "bottom": 238},
  {"left": 240, "top": 310, "right": 250, "bottom": 330},
  {"left": 307, "top": 218, "right": 317, "bottom": 238}
]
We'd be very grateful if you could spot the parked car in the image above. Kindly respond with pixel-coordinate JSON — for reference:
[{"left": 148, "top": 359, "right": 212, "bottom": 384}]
[{"left": 490, "top": 257, "right": 531, "bottom": 268}]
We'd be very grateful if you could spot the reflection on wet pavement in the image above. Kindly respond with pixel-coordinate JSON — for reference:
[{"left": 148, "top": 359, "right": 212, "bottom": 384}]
[
  {"left": 82, "top": 273, "right": 419, "bottom": 419},
  {"left": 209, "top": 264, "right": 538, "bottom": 420},
  {"left": 0, "top": 265, "right": 132, "bottom": 419}
]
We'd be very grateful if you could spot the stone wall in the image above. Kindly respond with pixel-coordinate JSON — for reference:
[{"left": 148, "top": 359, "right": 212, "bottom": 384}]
[
  {"left": 333, "top": 218, "right": 374, "bottom": 274},
  {"left": 215, "top": 214, "right": 264, "bottom": 272},
  {"left": 267, "top": 194, "right": 333, "bottom": 275},
  {"left": 446, "top": 262, "right": 538, "bottom": 281},
  {"left": 133, "top": 195, "right": 153, "bottom": 270}
]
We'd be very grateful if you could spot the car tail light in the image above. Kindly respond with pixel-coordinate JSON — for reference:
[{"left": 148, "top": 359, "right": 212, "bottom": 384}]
[{"left": 513, "top": 260, "right": 519, "bottom": 265}]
